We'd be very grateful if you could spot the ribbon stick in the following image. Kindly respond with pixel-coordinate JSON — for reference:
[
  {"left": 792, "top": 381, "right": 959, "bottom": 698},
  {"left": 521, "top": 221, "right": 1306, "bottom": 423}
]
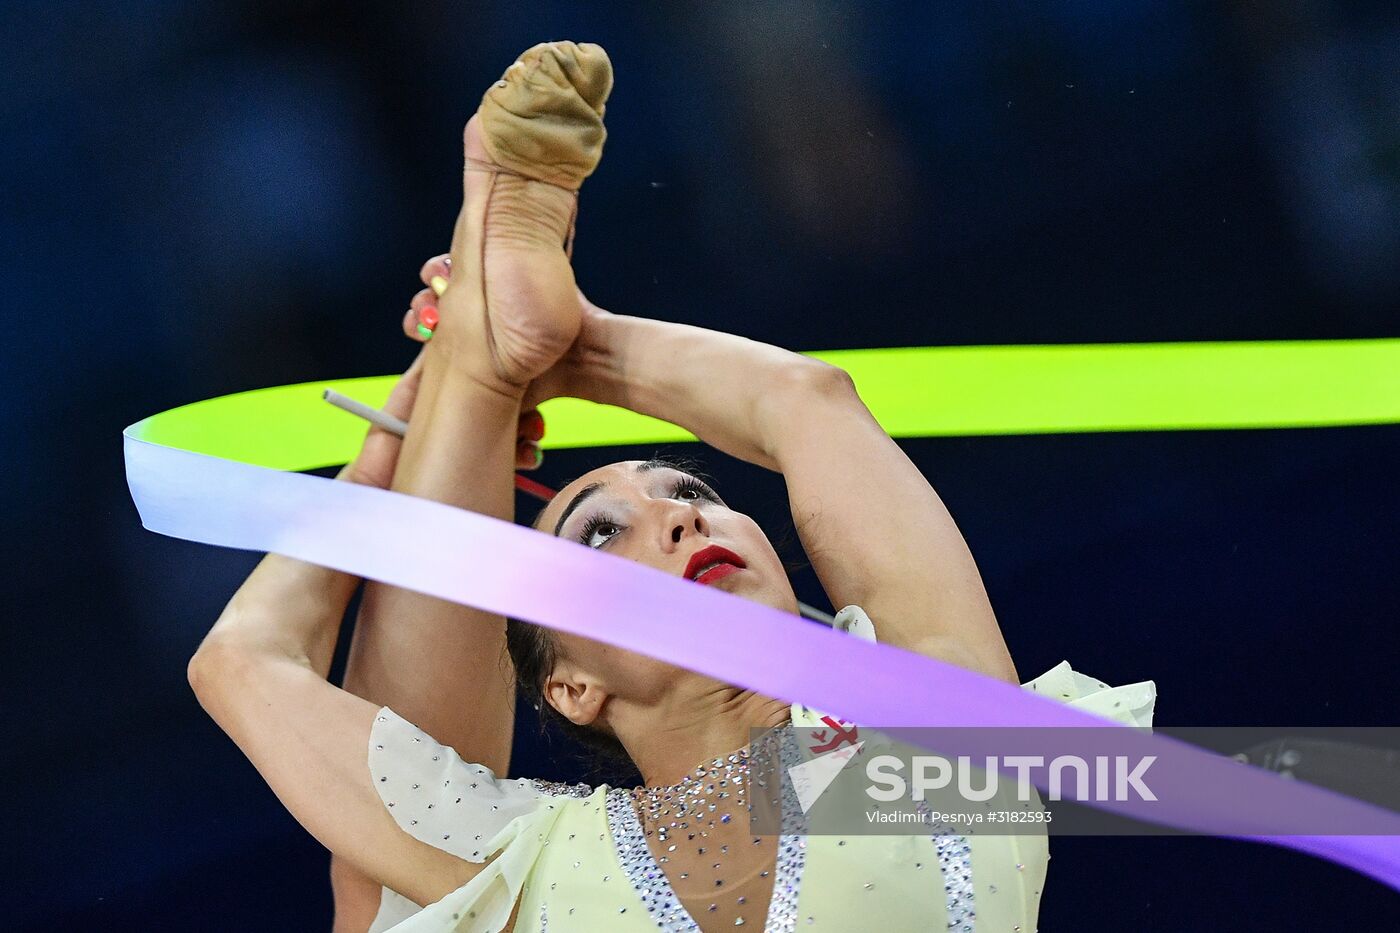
[{"left": 124, "top": 339, "right": 1400, "bottom": 889}]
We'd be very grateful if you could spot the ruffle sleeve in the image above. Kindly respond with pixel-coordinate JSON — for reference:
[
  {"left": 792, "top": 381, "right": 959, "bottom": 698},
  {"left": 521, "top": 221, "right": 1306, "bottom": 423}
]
[
  {"left": 365, "top": 707, "right": 583, "bottom": 933},
  {"left": 1022, "top": 660, "right": 1156, "bottom": 727}
]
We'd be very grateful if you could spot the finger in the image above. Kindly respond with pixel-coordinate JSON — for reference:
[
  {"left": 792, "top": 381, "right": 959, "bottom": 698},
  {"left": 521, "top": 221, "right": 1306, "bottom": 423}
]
[
  {"left": 518, "top": 409, "right": 545, "bottom": 443},
  {"left": 516, "top": 439, "right": 543, "bottom": 471},
  {"left": 403, "top": 307, "right": 424, "bottom": 341},
  {"left": 403, "top": 305, "right": 437, "bottom": 341},
  {"left": 418, "top": 254, "right": 452, "bottom": 287},
  {"left": 404, "top": 288, "right": 437, "bottom": 341},
  {"left": 410, "top": 287, "right": 436, "bottom": 315}
]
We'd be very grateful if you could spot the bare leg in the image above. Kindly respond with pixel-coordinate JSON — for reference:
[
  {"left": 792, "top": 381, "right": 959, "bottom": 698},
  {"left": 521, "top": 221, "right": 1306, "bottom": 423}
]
[{"left": 333, "top": 42, "right": 611, "bottom": 929}]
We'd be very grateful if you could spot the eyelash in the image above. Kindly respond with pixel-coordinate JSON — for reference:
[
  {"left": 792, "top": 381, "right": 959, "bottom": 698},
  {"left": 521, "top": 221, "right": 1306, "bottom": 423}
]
[{"left": 576, "top": 477, "right": 722, "bottom": 548}]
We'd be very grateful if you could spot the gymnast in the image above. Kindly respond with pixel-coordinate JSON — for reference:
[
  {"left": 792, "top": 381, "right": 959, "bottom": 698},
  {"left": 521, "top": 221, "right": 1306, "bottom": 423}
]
[{"left": 188, "top": 42, "right": 1154, "bottom": 931}]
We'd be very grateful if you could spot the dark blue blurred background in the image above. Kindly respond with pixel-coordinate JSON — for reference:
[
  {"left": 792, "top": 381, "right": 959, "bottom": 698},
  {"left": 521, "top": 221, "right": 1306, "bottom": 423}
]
[{"left": 4, "top": 1, "right": 1399, "bottom": 929}]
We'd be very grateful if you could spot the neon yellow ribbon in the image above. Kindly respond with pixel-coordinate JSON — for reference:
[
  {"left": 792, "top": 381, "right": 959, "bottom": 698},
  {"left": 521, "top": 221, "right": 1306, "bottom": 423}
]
[{"left": 127, "top": 340, "right": 1400, "bottom": 471}]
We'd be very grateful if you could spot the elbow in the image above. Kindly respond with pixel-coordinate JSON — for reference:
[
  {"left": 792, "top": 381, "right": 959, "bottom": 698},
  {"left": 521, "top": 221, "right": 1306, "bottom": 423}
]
[
  {"left": 780, "top": 357, "right": 858, "bottom": 405},
  {"left": 187, "top": 634, "right": 255, "bottom": 708},
  {"left": 187, "top": 638, "right": 224, "bottom": 704},
  {"left": 754, "top": 359, "right": 862, "bottom": 467}
]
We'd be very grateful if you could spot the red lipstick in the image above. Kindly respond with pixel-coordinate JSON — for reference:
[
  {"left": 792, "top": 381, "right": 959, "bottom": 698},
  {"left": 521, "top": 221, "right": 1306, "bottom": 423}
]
[{"left": 684, "top": 545, "right": 747, "bottom": 586}]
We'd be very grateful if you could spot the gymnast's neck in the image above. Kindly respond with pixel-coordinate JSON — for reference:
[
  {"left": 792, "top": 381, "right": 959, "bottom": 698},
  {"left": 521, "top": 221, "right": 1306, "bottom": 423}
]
[{"left": 613, "top": 683, "right": 791, "bottom": 788}]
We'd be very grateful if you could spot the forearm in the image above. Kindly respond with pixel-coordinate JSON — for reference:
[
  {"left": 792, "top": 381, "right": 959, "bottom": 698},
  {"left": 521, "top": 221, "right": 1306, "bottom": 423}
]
[
  {"left": 194, "top": 552, "right": 359, "bottom": 679},
  {"left": 571, "top": 313, "right": 836, "bottom": 471},
  {"left": 198, "top": 353, "right": 528, "bottom": 922},
  {"left": 190, "top": 439, "right": 398, "bottom": 686}
]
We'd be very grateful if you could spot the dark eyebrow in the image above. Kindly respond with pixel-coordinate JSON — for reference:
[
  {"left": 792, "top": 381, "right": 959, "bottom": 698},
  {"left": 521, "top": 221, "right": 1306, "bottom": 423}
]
[
  {"left": 636, "top": 457, "right": 726, "bottom": 505},
  {"left": 552, "top": 482, "right": 606, "bottom": 537},
  {"left": 548, "top": 459, "right": 714, "bottom": 535}
]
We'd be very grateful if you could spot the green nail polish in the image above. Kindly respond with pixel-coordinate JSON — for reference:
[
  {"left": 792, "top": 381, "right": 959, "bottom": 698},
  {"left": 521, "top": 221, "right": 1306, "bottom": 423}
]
[
  {"left": 416, "top": 323, "right": 434, "bottom": 340},
  {"left": 533, "top": 447, "right": 544, "bottom": 468}
]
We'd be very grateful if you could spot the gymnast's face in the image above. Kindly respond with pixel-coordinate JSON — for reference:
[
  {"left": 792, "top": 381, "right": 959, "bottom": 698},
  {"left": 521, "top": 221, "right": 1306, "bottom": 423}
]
[{"left": 533, "top": 459, "right": 798, "bottom": 711}]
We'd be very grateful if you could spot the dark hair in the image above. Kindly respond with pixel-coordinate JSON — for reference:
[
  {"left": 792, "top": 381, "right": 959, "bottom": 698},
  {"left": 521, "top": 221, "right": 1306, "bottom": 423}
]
[
  {"left": 507, "top": 453, "right": 806, "bottom": 766},
  {"left": 506, "top": 617, "right": 632, "bottom": 761}
]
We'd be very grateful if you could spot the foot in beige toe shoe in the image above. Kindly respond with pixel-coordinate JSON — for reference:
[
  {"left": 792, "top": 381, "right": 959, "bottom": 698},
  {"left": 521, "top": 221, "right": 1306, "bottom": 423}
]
[
  {"left": 438, "top": 42, "right": 613, "bottom": 392},
  {"left": 478, "top": 41, "right": 612, "bottom": 191}
]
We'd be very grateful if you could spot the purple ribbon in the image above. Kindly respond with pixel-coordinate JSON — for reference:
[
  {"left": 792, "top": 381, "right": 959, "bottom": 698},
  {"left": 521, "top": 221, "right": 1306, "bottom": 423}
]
[{"left": 124, "top": 429, "right": 1400, "bottom": 890}]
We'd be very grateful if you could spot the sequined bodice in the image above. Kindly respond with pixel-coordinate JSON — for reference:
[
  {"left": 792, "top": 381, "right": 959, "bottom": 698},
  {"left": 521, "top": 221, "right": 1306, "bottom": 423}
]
[
  {"left": 521, "top": 773, "right": 979, "bottom": 933},
  {"left": 604, "top": 742, "right": 806, "bottom": 931},
  {"left": 368, "top": 705, "right": 1059, "bottom": 933}
]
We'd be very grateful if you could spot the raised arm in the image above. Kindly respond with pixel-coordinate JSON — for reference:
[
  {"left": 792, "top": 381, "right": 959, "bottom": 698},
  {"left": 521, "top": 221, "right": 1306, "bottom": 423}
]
[
  {"left": 191, "top": 186, "right": 579, "bottom": 924},
  {"left": 185, "top": 359, "right": 515, "bottom": 906},
  {"left": 556, "top": 299, "right": 1017, "bottom": 682},
  {"left": 190, "top": 42, "right": 611, "bottom": 928}
]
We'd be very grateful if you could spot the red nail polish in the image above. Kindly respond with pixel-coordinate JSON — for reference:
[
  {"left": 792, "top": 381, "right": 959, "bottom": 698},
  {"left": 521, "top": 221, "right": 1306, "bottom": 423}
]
[{"left": 420, "top": 306, "right": 440, "bottom": 329}]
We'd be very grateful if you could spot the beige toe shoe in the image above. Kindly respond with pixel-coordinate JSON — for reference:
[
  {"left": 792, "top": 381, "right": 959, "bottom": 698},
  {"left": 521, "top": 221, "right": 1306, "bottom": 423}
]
[{"left": 477, "top": 41, "right": 612, "bottom": 191}]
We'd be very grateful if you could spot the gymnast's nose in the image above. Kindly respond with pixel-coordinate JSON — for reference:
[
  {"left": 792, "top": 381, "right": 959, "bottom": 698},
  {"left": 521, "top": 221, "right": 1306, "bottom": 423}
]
[{"left": 660, "top": 502, "right": 708, "bottom": 551}]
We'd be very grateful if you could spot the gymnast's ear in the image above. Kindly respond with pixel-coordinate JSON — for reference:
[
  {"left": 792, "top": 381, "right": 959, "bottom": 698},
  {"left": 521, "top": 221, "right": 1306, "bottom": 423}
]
[{"left": 544, "top": 660, "right": 609, "bottom": 727}]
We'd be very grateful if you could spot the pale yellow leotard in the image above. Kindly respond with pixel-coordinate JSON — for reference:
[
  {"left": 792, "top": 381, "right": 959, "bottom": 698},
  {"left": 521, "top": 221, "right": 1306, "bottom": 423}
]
[{"left": 366, "top": 607, "right": 1156, "bottom": 932}]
